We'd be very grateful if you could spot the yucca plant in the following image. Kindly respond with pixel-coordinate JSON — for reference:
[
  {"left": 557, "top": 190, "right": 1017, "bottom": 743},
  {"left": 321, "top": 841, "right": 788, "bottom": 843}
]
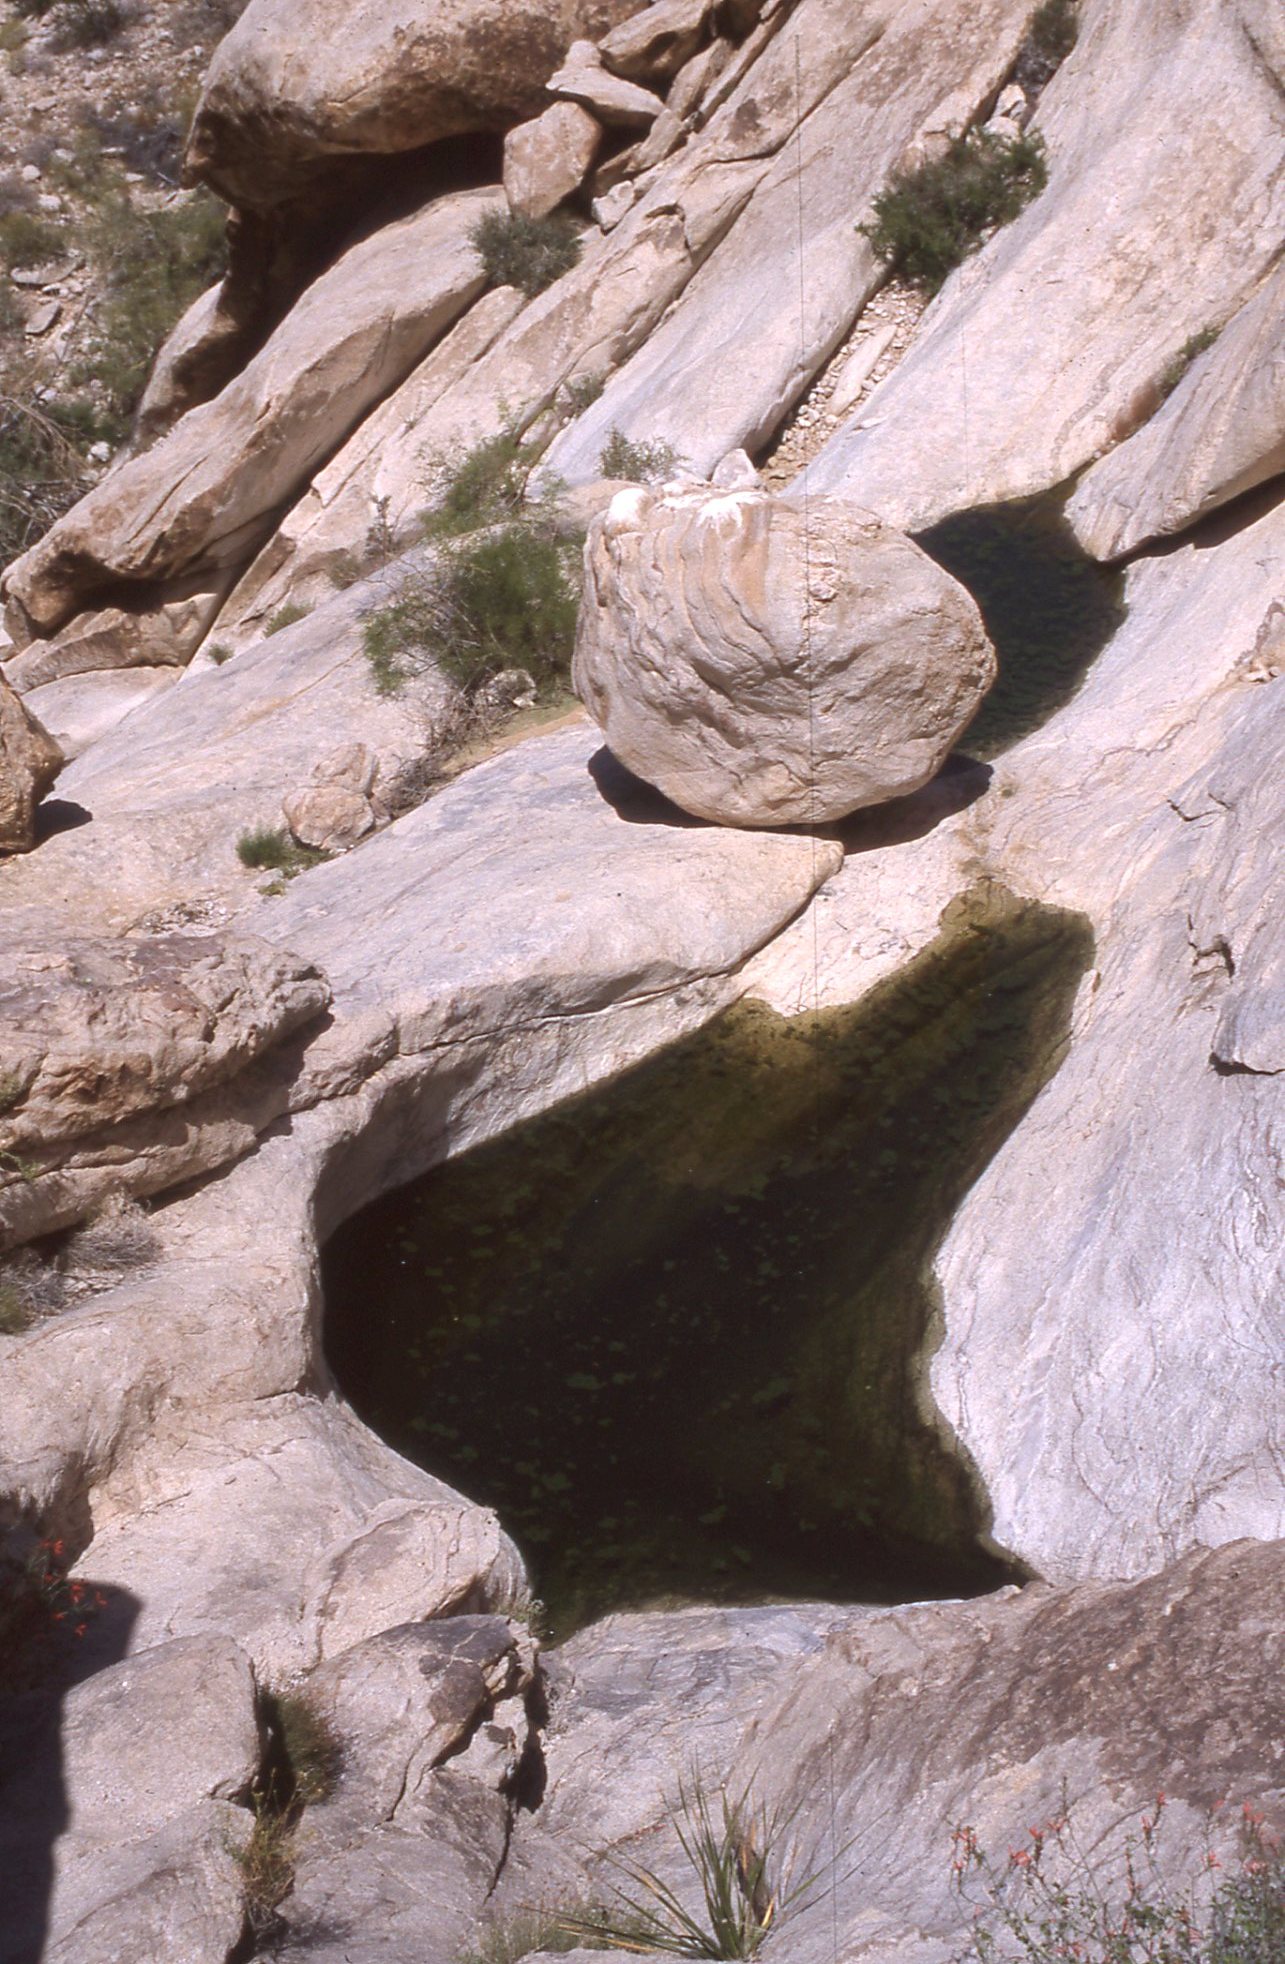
[{"left": 557, "top": 1778, "right": 818, "bottom": 1959}]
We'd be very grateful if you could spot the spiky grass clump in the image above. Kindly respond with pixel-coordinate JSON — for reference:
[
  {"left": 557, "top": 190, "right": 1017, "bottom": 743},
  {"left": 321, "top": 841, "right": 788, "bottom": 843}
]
[{"left": 557, "top": 1779, "right": 816, "bottom": 1959}]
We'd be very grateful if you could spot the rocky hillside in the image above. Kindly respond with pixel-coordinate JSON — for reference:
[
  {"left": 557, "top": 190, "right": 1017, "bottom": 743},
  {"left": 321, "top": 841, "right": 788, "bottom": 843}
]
[{"left": 0, "top": 0, "right": 1282, "bottom": 1960}]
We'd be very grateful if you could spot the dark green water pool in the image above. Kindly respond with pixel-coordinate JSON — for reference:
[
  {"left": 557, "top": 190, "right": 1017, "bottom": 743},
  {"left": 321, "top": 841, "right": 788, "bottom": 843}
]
[
  {"left": 323, "top": 886, "right": 1092, "bottom": 1637},
  {"left": 918, "top": 495, "right": 1125, "bottom": 756}
]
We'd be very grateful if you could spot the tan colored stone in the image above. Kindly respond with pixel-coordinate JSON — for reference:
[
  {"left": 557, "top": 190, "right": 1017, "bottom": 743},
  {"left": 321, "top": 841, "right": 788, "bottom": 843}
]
[
  {"left": 0, "top": 931, "right": 329, "bottom": 1248},
  {"left": 3, "top": 586, "right": 225, "bottom": 682},
  {"left": 283, "top": 783, "right": 376, "bottom": 853},
  {"left": 573, "top": 482, "right": 994, "bottom": 826},
  {"left": 544, "top": 0, "right": 1033, "bottom": 486},
  {"left": 548, "top": 41, "right": 665, "bottom": 127},
  {"left": 1067, "top": 257, "right": 1285, "bottom": 560},
  {"left": 599, "top": 0, "right": 713, "bottom": 82},
  {"left": 504, "top": 101, "right": 602, "bottom": 220},
  {"left": 2, "top": 188, "right": 501, "bottom": 640},
  {"left": 186, "top": 0, "right": 646, "bottom": 210},
  {"left": 0, "top": 669, "right": 62, "bottom": 854}
]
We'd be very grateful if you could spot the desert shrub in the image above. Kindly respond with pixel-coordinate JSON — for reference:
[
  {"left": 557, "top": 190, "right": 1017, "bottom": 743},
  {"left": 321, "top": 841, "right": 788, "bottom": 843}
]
[
  {"left": 232, "top": 1796, "right": 295, "bottom": 1942},
  {"left": 170, "top": 0, "right": 250, "bottom": 47},
  {"left": 235, "top": 826, "right": 327, "bottom": 877},
  {"left": 471, "top": 208, "right": 582, "bottom": 297},
  {"left": 264, "top": 601, "right": 310, "bottom": 636},
  {"left": 422, "top": 425, "right": 544, "bottom": 539},
  {"left": 271, "top": 1692, "right": 343, "bottom": 1807},
  {"left": 0, "top": 1284, "right": 36, "bottom": 1335},
  {"left": 1014, "top": 0, "right": 1079, "bottom": 94},
  {"left": 560, "top": 371, "right": 605, "bottom": 418},
  {"left": 860, "top": 129, "right": 1048, "bottom": 294},
  {"left": 1158, "top": 325, "right": 1220, "bottom": 401},
  {"left": 0, "top": 17, "right": 30, "bottom": 53},
  {"left": 50, "top": 0, "right": 128, "bottom": 49},
  {"left": 363, "top": 583, "right": 445, "bottom": 698},
  {"left": 461, "top": 1904, "right": 610, "bottom": 1964},
  {"left": 599, "top": 427, "right": 680, "bottom": 483},
  {"left": 436, "top": 527, "right": 579, "bottom": 692},
  {"left": 74, "top": 187, "right": 227, "bottom": 432},
  {"left": 0, "top": 392, "right": 96, "bottom": 563},
  {"left": 0, "top": 208, "right": 65, "bottom": 269},
  {"left": 80, "top": 90, "right": 199, "bottom": 186},
  {"left": 66, "top": 1193, "right": 160, "bottom": 1273}
]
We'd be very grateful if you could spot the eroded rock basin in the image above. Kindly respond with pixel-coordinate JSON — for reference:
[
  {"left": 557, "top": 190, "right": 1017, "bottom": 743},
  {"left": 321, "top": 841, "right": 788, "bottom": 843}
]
[{"left": 324, "top": 885, "right": 1092, "bottom": 1635}]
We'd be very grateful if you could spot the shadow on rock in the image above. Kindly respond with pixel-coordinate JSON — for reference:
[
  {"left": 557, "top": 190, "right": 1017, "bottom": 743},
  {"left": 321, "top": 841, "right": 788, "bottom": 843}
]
[
  {"left": 586, "top": 746, "right": 707, "bottom": 828},
  {"left": 0, "top": 1582, "right": 141, "bottom": 1964}
]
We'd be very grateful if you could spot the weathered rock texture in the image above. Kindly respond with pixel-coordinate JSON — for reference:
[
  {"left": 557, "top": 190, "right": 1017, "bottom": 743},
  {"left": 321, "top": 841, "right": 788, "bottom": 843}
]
[
  {"left": 186, "top": 0, "right": 646, "bottom": 209},
  {"left": 0, "top": 931, "right": 329, "bottom": 1248},
  {"left": 510, "top": 1542, "right": 1283, "bottom": 1964},
  {"left": 544, "top": 0, "right": 1033, "bottom": 487},
  {"left": 1067, "top": 254, "right": 1285, "bottom": 560},
  {"left": 277, "top": 1616, "right": 539, "bottom": 1961},
  {"left": 747, "top": 494, "right": 1285, "bottom": 1583},
  {"left": 574, "top": 482, "right": 994, "bottom": 825},
  {"left": 2, "top": 188, "right": 501, "bottom": 644},
  {"left": 504, "top": 101, "right": 602, "bottom": 218},
  {"left": 0, "top": 1635, "right": 259, "bottom": 1964},
  {"left": 806, "top": 0, "right": 1285, "bottom": 530},
  {"left": 214, "top": 0, "right": 1028, "bottom": 640},
  {"left": 0, "top": 671, "right": 62, "bottom": 852}
]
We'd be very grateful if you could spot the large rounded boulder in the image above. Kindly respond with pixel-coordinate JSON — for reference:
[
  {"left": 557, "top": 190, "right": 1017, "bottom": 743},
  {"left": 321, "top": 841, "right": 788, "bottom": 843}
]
[
  {"left": 187, "top": 0, "right": 648, "bottom": 209},
  {"left": 573, "top": 482, "right": 996, "bottom": 828}
]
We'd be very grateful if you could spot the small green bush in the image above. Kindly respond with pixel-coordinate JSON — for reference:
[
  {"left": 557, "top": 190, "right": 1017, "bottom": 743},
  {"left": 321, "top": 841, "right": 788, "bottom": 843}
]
[
  {"left": 423, "top": 426, "right": 541, "bottom": 539},
  {"left": 0, "top": 394, "right": 96, "bottom": 564},
  {"left": 363, "top": 584, "right": 444, "bottom": 697},
  {"left": 73, "top": 185, "right": 227, "bottom": 432},
  {"left": 860, "top": 128, "right": 1048, "bottom": 294},
  {"left": 437, "top": 527, "right": 580, "bottom": 693},
  {"left": 273, "top": 1691, "right": 342, "bottom": 1807},
  {"left": 264, "top": 601, "right": 310, "bottom": 636},
  {"left": 599, "top": 428, "right": 680, "bottom": 484},
  {"left": 1015, "top": 0, "right": 1079, "bottom": 91},
  {"left": 560, "top": 371, "right": 604, "bottom": 418},
  {"left": 471, "top": 208, "right": 582, "bottom": 297},
  {"left": 0, "top": 208, "right": 66, "bottom": 269},
  {"left": 207, "top": 641, "right": 233, "bottom": 665},
  {"left": 0, "top": 1284, "right": 36, "bottom": 1336},
  {"left": 52, "top": 0, "right": 128, "bottom": 49},
  {"left": 235, "top": 826, "right": 327, "bottom": 877},
  {"left": 0, "top": 18, "right": 30, "bottom": 53},
  {"left": 1159, "top": 325, "right": 1220, "bottom": 401}
]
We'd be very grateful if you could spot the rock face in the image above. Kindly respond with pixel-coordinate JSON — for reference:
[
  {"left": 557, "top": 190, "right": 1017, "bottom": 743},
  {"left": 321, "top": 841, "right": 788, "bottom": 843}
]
[
  {"left": 0, "top": 1635, "right": 259, "bottom": 1964},
  {"left": 548, "top": 39, "right": 666, "bottom": 126},
  {"left": 514, "top": 1542, "right": 1283, "bottom": 1964},
  {"left": 0, "top": 671, "right": 62, "bottom": 852},
  {"left": 1066, "top": 255, "right": 1285, "bottom": 560},
  {"left": 806, "top": 0, "right": 1285, "bottom": 531},
  {"left": 573, "top": 482, "right": 995, "bottom": 826},
  {"left": 504, "top": 101, "right": 602, "bottom": 219},
  {"left": 543, "top": 0, "right": 1032, "bottom": 488},
  {"left": 186, "top": 0, "right": 647, "bottom": 209},
  {"left": 0, "top": 931, "right": 329, "bottom": 1248},
  {"left": 2, "top": 188, "right": 501, "bottom": 644}
]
